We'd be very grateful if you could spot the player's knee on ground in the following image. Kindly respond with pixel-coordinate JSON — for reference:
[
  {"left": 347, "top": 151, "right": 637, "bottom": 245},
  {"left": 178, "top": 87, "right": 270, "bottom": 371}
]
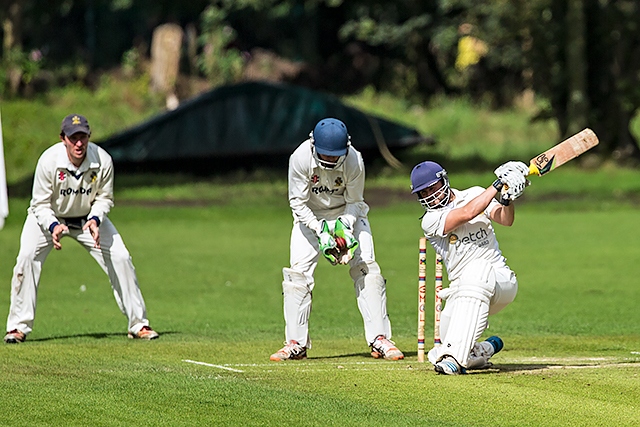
[{"left": 436, "top": 259, "right": 496, "bottom": 367}]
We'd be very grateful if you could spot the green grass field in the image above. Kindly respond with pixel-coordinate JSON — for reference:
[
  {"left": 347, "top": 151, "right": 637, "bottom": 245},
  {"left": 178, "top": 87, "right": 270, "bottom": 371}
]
[
  {"left": 2, "top": 81, "right": 640, "bottom": 425},
  {"left": 1, "top": 176, "right": 639, "bottom": 426}
]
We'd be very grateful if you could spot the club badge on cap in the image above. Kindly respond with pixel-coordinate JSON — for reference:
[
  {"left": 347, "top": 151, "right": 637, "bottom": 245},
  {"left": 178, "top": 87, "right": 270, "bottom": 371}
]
[{"left": 61, "top": 114, "right": 91, "bottom": 136}]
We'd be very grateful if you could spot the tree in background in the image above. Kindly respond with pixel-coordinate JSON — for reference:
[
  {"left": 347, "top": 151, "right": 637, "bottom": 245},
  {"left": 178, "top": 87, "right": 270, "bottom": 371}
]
[
  {"left": 527, "top": 0, "right": 640, "bottom": 161},
  {"left": 1, "top": 0, "right": 639, "bottom": 159},
  {"left": 336, "top": 0, "right": 640, "bottom": 159}
]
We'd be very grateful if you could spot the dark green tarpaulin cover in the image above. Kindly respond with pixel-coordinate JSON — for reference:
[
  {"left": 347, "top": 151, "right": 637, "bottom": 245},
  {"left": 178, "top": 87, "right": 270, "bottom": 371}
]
[{"left": 98, "top": 81, "right": 426, "bottom": 167}]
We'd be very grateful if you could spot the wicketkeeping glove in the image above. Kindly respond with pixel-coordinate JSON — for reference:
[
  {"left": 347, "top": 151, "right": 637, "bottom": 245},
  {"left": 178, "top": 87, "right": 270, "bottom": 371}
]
[
  {"left": 334, "top": 217, "right": 359, "bottom": 264},
  {"left": 317, "top": 220, "right": 338, "bottom": 265}
]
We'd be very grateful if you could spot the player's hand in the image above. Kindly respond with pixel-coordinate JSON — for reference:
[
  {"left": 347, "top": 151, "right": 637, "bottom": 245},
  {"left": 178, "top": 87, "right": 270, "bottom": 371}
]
[
  {"left": 501, "top": 170, "right": 527, "bottom": 201},
  {"left": 83, "top": 218, "right": 101, "bottom": 249},
  {"left": 334, "top": 217, "right": 358, "bottom": 264},
  {"left": 51, "top": 224, "right": 69, "bottom": 250},
  {"left": 317, "top": 220, "right": 338, "bottom": 265},
  {"left": 494, "top": 161, "right": 530, "bottom": 180}
]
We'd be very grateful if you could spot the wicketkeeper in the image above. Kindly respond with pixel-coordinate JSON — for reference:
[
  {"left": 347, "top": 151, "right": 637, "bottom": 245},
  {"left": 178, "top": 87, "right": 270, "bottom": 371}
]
[
  {"left": 4, "top": 114, "right": 158, "bottom": 343},
  {"left": 410, "top": 160, "right": 529, "bottom": 374},
  {"left": 270, "top": 118, "right": 404, "bottom": 361}
]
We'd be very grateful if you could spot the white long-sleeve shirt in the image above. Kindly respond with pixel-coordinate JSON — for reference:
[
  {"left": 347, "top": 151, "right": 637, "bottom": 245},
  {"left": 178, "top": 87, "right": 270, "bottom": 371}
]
[
  {"left": 421, "top": 186, "right": 507, "bottom": 281},
  {"left": 27, "top": 142, "right": 114, "bottom": 231},
  {"left": 288, "top": 139, "right": 369, "bottom": 233}
]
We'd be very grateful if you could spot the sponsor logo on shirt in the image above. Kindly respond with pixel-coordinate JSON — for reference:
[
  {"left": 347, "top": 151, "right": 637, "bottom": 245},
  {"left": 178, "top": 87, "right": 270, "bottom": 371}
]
[
  {"left": 311, "top": 174, "right": 319, "bottom": 184},
  {"left": 449, "top": 228, "right": 489, "bottom": 248},
  {"left": 311, "top": 185, "right": 338, "bottom": 195},
  {"left": 60, "top": 187, "right": 93, "bottom": 196},
  {"left": 58, "top": 171, "right": 66, "bottom": 181}
]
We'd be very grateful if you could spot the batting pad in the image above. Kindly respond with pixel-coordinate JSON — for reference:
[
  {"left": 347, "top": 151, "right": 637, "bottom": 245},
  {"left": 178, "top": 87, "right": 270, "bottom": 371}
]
[
  {"left": 282, "top": 268, "right": 314, "bottom": 348},
  {"left": 437, "top": 260, "right": 496, "bottom": 367},
  {"left": 354, "top": 269, "right": 391, "bottom": 344}
]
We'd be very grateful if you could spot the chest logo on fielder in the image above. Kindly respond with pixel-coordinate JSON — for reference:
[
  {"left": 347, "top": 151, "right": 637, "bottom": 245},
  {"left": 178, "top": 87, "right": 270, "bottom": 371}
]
[
  {"left": 449, "top": 234, "right": 458, "bottom": 244},
  {"left": 58, "top": 171, "right": 66, "bottom": 181},
  {"left": 334, "top": 177, "right": 343, "bottom": 187},
  {"left": 311, "top": 174, "right": 319, "bottom": 184}
]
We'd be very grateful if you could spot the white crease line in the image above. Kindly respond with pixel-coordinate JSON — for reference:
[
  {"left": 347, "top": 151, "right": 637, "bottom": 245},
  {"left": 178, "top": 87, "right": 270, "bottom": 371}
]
[
  {"left": 545, "top": 363, "right": 636, "bottom": 370},
  {"left": 183, "top": 359, "right": 244, "bottom": 373}
]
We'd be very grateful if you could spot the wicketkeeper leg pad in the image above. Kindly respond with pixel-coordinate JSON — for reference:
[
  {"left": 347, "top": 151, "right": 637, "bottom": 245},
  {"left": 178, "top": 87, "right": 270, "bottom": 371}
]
[
  {"left": 351, "top": 261, "right": 392, "bottom": 344},
  {"left": 282, "top": 267, "right": 314, "bottom": 348},
  {"left": 433, "top": 259, "right": 496, "bottom": 368}
]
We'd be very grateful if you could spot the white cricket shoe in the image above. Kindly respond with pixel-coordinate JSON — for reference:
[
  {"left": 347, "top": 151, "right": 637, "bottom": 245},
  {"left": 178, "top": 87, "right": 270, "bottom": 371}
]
[
  {"left": 434, "top": 356, "right": 466, "bottom": 375},
  {"left": 270, "top": 340, "right": 307, "bottom": 361},
  {"left": 4, "top": 329, "right": 26, "bottom": 344},
  {"left": 370, "top": 335, "right": 405, "bottom": 360},
  {"left": 128, "top": 326, "right": 159, "bottom": 340}
]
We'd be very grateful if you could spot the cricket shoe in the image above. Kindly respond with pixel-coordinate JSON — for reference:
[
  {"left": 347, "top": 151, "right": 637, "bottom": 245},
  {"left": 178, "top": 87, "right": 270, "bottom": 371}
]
[
  {"left": 270, "top": 340, "right": 307, "bottom": 361},
  {"left": 4, "top": 329, "right": 26, "bottom": 344},
  {"left": 370, "top": 335, "right": 405, "bottom": 360},
  {"left": 128, "top": 326, "right": 159, "bottom": 340},
  {"left": 485, "top": 335, "right": 504, "bottom": 354},
  {"left": 434, "top": 356, "right": 466, "bottom": 375}
]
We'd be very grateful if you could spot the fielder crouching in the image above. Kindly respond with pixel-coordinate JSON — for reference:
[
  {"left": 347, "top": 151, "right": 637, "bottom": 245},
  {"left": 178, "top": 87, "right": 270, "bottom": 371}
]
[
  {"left": 270, "top": 118, "right": 404, "bottom": 361},
  {"left": 4, "top": 114, "right": 158, "bottom": 344},
  {"left": 410, "top": 160, "right": 530, "bottom": 374}
]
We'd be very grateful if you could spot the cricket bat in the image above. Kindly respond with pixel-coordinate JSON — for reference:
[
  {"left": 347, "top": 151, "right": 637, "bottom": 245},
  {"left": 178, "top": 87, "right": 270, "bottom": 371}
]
[{"left": 527, "top": 128, "right": 599, "bottom": 176}]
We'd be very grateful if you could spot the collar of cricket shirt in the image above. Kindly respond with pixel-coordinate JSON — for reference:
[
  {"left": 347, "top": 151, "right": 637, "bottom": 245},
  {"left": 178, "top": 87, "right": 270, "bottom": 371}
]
[{"left": 55, "top": 141, "right": 101, "bottom": 173}]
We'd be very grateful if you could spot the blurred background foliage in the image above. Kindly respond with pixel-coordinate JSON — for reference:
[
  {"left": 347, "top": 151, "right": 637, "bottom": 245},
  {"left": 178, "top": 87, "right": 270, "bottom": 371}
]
[{"left": 1, "top": 0, "right": 639, "bottom": 186}]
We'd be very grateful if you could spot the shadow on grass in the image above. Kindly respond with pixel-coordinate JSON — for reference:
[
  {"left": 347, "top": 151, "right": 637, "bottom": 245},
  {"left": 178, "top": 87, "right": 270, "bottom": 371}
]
[
  {"left": 308, "top": 350, "right": 566, "bottom": 373},
  {"left": 308, "top": 352, "right": 373, "bottom": 360},
  {"left": 28, "top": 330, "right": 178, "bottom": 342}
]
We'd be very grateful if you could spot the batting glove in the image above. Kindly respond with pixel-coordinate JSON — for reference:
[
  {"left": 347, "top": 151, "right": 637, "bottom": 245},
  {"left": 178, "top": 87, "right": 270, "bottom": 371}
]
[
  {"left": 317, "top": 220, "right": 338, "bottom": 265},
  {"left": 334, "top": 217, "right": 359, "bottom": 264},
  {"left": 500, "top": 170, "right": 527, "bottom": 201},
  {"left": 494, "top": 161, "right": 530, "bottom": 180}
]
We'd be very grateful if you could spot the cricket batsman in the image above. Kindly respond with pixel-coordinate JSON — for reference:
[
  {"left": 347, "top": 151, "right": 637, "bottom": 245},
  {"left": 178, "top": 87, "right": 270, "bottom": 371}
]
[
  {"left": 410, "top": 160, "right": 529, "bottom": 374},
  {"left": 270, "top": 118, "right": 404, "bottom": 361}
]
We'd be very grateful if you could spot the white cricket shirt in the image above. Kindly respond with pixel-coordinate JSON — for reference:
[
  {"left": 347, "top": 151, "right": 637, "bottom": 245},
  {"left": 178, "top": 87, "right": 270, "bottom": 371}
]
[
  {"left": 421, "top": 186, "right": 506, "bottom": 281},
  {"left": 288, "top": 139, "right": 369, "bottom": 232},
  {"left": 28, "top": 142, "right": 114, "bottom": 230}
]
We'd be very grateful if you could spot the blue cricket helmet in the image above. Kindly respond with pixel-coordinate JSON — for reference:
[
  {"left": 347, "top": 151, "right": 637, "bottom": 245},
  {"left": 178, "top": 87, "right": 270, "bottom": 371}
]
[
  {"left": 410, "top": 161, "right": 447, "bottom": 193},
  {"left": 410, "top": 161, "right": 451, "bottom": 210},
  {"left": 312, "top": 118, "right": 349, "bottom": 156}
]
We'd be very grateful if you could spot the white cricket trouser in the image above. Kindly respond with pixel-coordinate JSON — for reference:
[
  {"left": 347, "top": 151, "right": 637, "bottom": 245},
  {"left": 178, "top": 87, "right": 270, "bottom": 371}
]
[
  {"left": 428, "top": 262, "right": 517, "bottom": 367},
  {"left": 6, "top": 213, "right": 150, "bottom": 335},
  {"left": 282, "top": 216, "right": 392, "bottom": 347}
]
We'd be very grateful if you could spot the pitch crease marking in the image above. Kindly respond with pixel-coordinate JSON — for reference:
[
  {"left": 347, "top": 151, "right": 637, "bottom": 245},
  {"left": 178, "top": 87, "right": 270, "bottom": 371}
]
[{"left": 183, "top": 359, "right": 244, "bottom": 372}]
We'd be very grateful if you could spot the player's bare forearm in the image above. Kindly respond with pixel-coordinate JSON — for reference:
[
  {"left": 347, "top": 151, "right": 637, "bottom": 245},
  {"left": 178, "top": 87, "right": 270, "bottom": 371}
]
[
  {"left": 444, "top": 186, "right": 498, "bottom": 234},
  {"left": 490, "top": 203, "right": 514, "bottom": 226}
]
